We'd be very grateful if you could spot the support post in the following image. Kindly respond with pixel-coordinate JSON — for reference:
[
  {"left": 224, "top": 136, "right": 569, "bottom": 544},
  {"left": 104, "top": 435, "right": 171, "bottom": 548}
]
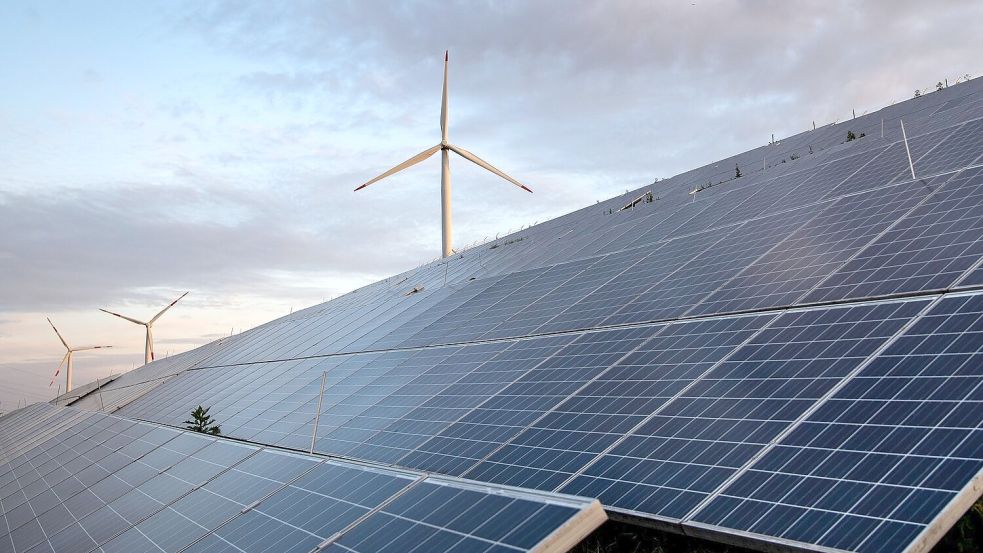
[
  {"left": 310, "top": 371, "right": 328, "bottom": 454},
  {"left": 881, "top": 118, "right": 884, "bottom": 139},
  {"left": 440, "top": 148, "right": 452, "bottom": 257},
  {"left": 900, "top": 119, "right": 916, "bottom": 180}
]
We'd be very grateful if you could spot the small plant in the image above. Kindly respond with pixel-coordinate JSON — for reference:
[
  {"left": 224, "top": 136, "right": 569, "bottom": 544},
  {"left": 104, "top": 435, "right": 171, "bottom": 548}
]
[
  {"left": 859, "top": 132, "right": 866, "bottom": 138},
  {"left": 914, "top": 89, "right": 922, "bottom": 98},
  {"left": 184, "top": 405, "right": 221, "bottom": 435},
  {"left": 790, "top": 153, "right": 800, "bottom": 160},
  {"left": 936, "top": 81, "right": 944, "bottom": 92},
  {"left": 846, "top": 130, "right": 857, "bottom": 141},
  {"left": 735, "top": 164, "right": 742, "bottom": 178}
]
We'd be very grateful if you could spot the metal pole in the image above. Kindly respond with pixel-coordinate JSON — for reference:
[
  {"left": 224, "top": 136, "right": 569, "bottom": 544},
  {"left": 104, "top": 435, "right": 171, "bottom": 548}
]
[
  {"left": 900, "top": 119, "right": 916, "bottom": 180},
  {"left": 881, "top": 118, "right": 884, "bottom": 139},
  {"left": 97, "top": 377, "right": 105, "bottom": 411},
  {"left": 310, "top": 371, "right": 327, "bottom": 454},
  {"left": 440, "top": 148, "right": 452, "bottom": 257}
]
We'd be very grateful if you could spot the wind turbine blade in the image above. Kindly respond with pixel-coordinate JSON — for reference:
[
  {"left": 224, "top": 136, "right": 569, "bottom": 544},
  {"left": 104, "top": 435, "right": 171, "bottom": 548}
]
[
  {"left": 49, "top": 353, "right": 68, "bottom": 387},
  {"left": 72, "top": 345, "right": 113, "bottom": 352},
  {"left": 441, "top": 50, "right": 449, "bottom": 142},
  {"left": 150, "top": 291, "right": 189, "bottom": 324},
  {"left": 46, "top": 317, "right": 70, "bottom": 350},
  {"left": 354, "top": 145, "right": 441, "bottom": 191},
  {"left": 99, "top": 308, "right": 146, "bottom": 326},
  {"left": 446, "top": 144, "right": 533, "bottom": 193}
]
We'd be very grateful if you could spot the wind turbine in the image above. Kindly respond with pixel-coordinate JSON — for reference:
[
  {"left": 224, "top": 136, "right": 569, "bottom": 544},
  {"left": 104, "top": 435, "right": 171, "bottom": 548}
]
[
  {"left": 355, "top": 51, "right": 532, "bottom": 258},
  {"left": 100, "top": 292, "right": 188, "bottom": 365},
  {"left": 47, "top": 318, "right": 112, "bottom": 393}
]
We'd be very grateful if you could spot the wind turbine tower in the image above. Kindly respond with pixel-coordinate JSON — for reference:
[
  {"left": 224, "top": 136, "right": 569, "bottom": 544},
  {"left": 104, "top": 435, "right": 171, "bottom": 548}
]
[
  {"left": 355, "top": 51, "right": 532, "bottom": 258},
  {"left": 100, "top": 291, "right": 189, "bottom": 365},
  {"left": 47, "top": 318, "right": 112, "bottom": 393}
]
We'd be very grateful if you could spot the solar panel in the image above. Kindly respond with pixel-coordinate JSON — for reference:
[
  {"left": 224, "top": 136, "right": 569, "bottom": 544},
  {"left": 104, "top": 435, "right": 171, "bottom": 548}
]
[
  {"left": 479, "top": 251, "right": 641, "bottom": 340},
  {"left": 374, "top": 335, "right": 580, "bottom": 475},
  {"left": 602, "top": 206, "right": 817, "bottom": 326},
  {"left": 561, "top": 298, "right": 930, "bottom": 520},
  {"left": 908, "top": 117, "right": 983, "bottom": 177},
  {"left": 0, "top": 406, "right": 604, "bottom": 553},
  {"left": 324, "top": 479, "right": 592, "bottom": 553},
  {"left": 689, "top": 291, "right": 983, "bottom": 553},
  {"left": 467, "top": 314, "right": 776, "bottom": 492},
  {"left": 532, "top": 231, "right": 723, "bottom": 334},
  {"left": 690, "top": 182, "right": 934, "bottom": 315},
  {"left": 805, "top": 166, "right": 983, "bottom": 302},
  {"left": 405, "top": 327, "right": 655, "bottom": 477}
]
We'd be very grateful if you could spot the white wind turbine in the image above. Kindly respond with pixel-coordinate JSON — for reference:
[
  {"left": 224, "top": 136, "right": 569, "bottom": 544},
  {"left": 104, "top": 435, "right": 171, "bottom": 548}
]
[
  {"left": 47, "top": 318, "right": 112, "bottom": 393},
  {"left": 99, "top": 292, "right": 188, "bottom": 365},
  {"left": 355, "top": 51, "right": 532, "bottom": 258}
]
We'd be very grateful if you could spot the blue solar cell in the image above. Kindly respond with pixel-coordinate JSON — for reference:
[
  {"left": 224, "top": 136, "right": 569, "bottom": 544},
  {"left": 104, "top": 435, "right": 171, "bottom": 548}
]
[
  {"left": 690, "top": 182, "right": 933, "bottom": 315},
  {"left": 820, "top": 143, "right": 909, "bottom": 200},
  {"left": 534, "top": 230, "right": 723, "bottom": 334},
  {"left": 602, "top": 206, "right": 816, "bottom": 326},
  {"left": 690, "top": 292, "right": 983, "bottom": 553},
  {"left": 910, "top": 118, "right": 983, "bottom": 177},
  {"left": 805, "top": 166, "right": 983, "bottom": 302},
  {"left": 399, "top": 328, "right": 652, "bottom": 477},
  {"left": 399, "top": 267, "right": 551, "bottom": 347},
  {"left": 479, "top": 248, "right": 646, "bottom": 340},
  {"left": 327, "top": 481, "right": 582, "bottom": 553},
  {"left": 467, "top": 314, "right": 775, "bottom": 492},
  {"left": 562, "top": 298, "right": 929, "bottom": 520},
  {"left": 0, "top": 406, "right": 600, "bottom": 553}
]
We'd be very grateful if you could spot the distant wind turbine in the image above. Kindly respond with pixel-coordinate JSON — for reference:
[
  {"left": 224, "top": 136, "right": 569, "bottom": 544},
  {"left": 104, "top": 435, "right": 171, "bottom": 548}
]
[
  {"left": 47, "top": 317, "right": 111, "bottom": 393},
  {"left": 100, "top": 292, "right": 188, "bottom": 365},
  {"left": 355, "top": 51, "right": 533, "bottom": 258}
]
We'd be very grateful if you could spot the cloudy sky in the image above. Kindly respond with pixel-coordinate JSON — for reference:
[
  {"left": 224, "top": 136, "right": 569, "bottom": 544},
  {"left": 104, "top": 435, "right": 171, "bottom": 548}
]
[{"left": 1, "top": 0, "right": 981, "bottom": 410}]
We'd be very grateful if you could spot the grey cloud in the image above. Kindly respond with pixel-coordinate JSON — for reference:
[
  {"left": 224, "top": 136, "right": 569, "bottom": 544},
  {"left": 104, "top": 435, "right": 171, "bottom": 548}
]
[
  {"left": 0, "top": 182, "right": 424, "bottom": 311},
  {"left": 172, "top": 1, "right": 982, "bottom": 180}
]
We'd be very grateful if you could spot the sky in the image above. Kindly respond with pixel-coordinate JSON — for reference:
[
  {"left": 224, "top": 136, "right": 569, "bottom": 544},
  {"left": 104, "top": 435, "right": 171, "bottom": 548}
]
[{"left": 1, "top": 0, "right": 982, "bottom": 411}]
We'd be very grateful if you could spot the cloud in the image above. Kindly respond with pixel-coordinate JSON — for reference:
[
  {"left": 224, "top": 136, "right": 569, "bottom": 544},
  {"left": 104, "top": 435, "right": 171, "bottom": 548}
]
[
  {"left": 169, "top": 0, "right": 983, "bottom": 178},
  {"left": 0, "top": 183, "right": 418, "bottom": 311}
]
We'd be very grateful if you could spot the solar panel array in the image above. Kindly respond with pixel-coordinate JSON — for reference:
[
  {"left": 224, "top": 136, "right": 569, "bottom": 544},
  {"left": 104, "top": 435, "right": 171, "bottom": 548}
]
[
  {"left": 0, "top": 404, "right": 604, "bottom": 553},
  {"left": 21, "top": 76, "right": 983, "bottom": 553}
]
